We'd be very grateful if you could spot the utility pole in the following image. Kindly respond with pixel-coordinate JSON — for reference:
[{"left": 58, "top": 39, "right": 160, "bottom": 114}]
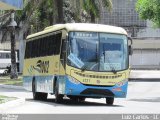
[{"left": 8, "top": 10, "right": 18, "bottom": 79}]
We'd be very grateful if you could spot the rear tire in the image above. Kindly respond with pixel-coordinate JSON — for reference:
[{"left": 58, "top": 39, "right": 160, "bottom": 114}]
[
  {"left": 55, "top": 81, "right": 63, "bottom": 103},
  {"left": 106, "top": 97, "right": 114, "bottom": 105},
  {"left": 32, "top": 79, "right": 48, "bottom": 100}
]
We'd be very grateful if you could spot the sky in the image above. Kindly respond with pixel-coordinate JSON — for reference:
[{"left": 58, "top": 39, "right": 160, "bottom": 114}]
[{"left": 0, "top": 0, "right": 23, "bottom": 9}]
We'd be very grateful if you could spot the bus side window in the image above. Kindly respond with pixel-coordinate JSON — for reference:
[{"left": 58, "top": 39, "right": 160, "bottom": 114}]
[
  {"left": 45, "top": 36, "right": 49, "bottom": 56},
  {"left": 25, "top": 41, "right": 31, "bottom": 58},
  {"left": 49, "top": 36, "right": 54, "bottom": 55},
  {"left": 40, "top": 38, "right": 43, "bottom": 57},
  {"left": 31, "top": 41, "right": 34, "bottom": 58},
  {"left": 48, "top": 36, "right": 53, "bottom": 55},
  {"left": 60, "top": 39, "right": 67, "bottom": 68},
  {"left": 42, "top": 37, "right": 45, "bottom": 56},
  {"left": 34, "top": 40, "right": 38, "bottom": 57},
  {"left": 36, "top": 39, "right": 40, "bottom": 57},
  {"left": 30, "top": 41, "right": 33, "bottom": 58},
  {"left": 54, "top": 33, "right": 62, "bottom": 55},
  {"left": 46, "top": 36, "right": 49, "bottom": 56}
]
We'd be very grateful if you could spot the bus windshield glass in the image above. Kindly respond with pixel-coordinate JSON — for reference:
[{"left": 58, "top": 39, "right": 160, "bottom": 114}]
[{"left": 67, "top": 32, "right": 128, "bottom": 72}]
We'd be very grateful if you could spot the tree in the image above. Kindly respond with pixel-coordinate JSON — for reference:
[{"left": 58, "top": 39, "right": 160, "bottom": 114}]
[
  {"left": 63, "top": 0, "right": 75, "bottom": 23},
  {"left": 1, "top": 0, "right": 45, "bottom": 79},
  {"left": 136, "top": 0, "right": 160, "bottom": 27},
  {"left": 9, "top": 11, "right": 18, "bottom": 79},
  {"left": 56, "top": 0, "right": 64, "bottom": 23},
  {"left": 82, "top": 0, "right": 112, "bottom": 23},
  {"left": 1, "top": 0, "right": 68, "bottom": 79}
]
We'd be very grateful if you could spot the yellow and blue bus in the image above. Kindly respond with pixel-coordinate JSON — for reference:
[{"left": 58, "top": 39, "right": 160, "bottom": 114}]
[{"left": 23, "top": 23, "right": 132, "bottom": 105}]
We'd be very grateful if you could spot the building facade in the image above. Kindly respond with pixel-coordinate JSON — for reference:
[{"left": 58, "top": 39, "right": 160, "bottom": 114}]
[{"left": 99, "top": 0, "right": 160, "bottom": 69}]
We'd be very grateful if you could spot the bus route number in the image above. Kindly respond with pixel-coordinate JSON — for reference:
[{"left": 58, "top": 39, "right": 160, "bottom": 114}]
[{"left": 83, "top": 79, "right": 90, "bottom": 83}]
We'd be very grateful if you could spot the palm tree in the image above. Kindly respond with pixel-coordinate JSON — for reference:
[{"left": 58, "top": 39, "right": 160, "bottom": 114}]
[
  {"left": 1, "top": 0, "right": 45, "bottom": 79},
  {"left": 9, "top": 11, "right": 18, "bottom": 79},
  {"left": 2, "top": 0, "right": 113, "bottom": 78},
  {"left": 0, "top": 10, "right": 18, "bottom": 79},
  {"left": 55, "top": 0, "right": 64, "bottom": 23},
  {"left": 82, "top": 0, "right": 112, "bottom": 23}
]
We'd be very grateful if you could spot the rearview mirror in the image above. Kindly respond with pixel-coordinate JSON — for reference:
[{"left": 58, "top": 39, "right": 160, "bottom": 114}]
[
  {"left": 129, "top": 45, "right": 133, "bottom": 55},
  {"left": 128, "top": 37, "right": 133, "bottom": 45}
]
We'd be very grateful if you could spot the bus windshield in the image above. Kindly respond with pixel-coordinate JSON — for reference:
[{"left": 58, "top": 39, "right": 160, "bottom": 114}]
[{"left": 67, "top": 32, "right": 128, "bottom": 72}]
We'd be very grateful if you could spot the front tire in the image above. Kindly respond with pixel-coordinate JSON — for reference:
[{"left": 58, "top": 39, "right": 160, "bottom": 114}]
[
  {"left": 78, "top": 97, "right": 86, "bottom": 102},
  {"left": 106, "top": 97, "right": 114, "bottom": 105}
]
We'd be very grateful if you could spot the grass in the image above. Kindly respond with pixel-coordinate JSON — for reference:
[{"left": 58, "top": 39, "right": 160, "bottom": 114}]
[
  {"left": 0, "top": 76, "right": 23, "bottom": 86},
  {"left": 0, "top": 95, "right": 17, "bottom": 104}
]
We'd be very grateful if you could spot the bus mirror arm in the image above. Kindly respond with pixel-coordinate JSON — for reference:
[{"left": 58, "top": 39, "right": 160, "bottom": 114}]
[
  {"left": 128, "top": 37, "right": 133, "bottom": 55},
  {"left": 129, "top": 46, "right": 133, "bottom": 55}
]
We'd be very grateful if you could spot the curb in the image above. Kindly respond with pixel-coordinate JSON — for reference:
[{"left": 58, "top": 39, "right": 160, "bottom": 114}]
[
  {"left": 129, "top": 78, "right": 160, "bottom": 82},
  {"left": 0, "top": 84, "right": 24, "bottom": 90},
  {"left": 0, "top": 97, "right": 25, "bottom": 112}
]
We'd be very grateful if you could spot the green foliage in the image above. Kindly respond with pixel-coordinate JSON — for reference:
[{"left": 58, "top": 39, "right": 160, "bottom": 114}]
[
  {"left": 63, "top": 0, "right": 76, "bottom": 23},
  {"left": 15, "top": 0, "right": 112, "bottom": 31},
  {"left": 0, "top": 95, "right": 16, "bottom": 104},
  {"left": 16, "top": 0, "right": 56, "bottom": 33},
  {"left": 83, "top": 0, "right": 99, "bottom": 18},
  {"left": 102, "top": 0, "right": 112, "bottom": 12},
  {"left": 136, "top": 0, "right": 160, "bottom": 27},
  {"left": 82, "top": 0, "right": 112, "bottom": 22}
]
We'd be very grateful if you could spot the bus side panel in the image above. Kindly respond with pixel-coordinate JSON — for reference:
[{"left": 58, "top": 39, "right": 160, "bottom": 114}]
[
  {"left": 23, "top": 75, "right": 54, "bottom": 93},
  {"left": 36, "top": 76, "right": 54, "bottom": 93},
  {"left": 56, "top": 76, "right": 66, "bottom": 94},
  {"left": 23, "top": 76, "right": 33, "bottom": 91}
]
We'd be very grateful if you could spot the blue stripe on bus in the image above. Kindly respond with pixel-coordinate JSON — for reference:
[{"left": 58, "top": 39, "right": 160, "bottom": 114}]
[
  {"left": 23, "top": 75, "right": 128, "bottom": 98},
  {"left": 23, "top": 76, "right": 54, "bottom": 93}
]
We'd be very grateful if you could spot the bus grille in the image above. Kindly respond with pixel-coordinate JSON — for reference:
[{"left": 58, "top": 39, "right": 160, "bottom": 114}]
[
  {"left": 80, "top": 88, "right": 114, "bottom": 97},
  {"left": 74, "top": 71, "right": 122, "bottom": 79}
]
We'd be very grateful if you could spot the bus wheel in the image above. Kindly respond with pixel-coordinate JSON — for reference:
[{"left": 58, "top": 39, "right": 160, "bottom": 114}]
[
  {"left": 32, "top": 80, "right": 47, "bottom": 100},
  {"left": 55, "top": 82, "right": 63, "bottom": 103},
  {"left": 106, "top": 97, "right": 114, "bottom": 105},
  {"left": 78, "top": 97, "right": 86, "bottom": 102},
  {"left": 69, "top": 96, "right": 79, "bottom": 102},
  {"left": 39, "top": 92, "right": 48, "bottom": 100},
  {"left": 32, "top": 80, "right": 38, "bottom": 100}
]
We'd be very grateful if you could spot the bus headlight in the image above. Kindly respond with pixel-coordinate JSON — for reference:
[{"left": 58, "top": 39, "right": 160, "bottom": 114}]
[
  {"left": 68, "top": 76, "right": 80, "bottom": 84},
  {"left": 116, "top": 79, "right": 128, "bottom": 87}
]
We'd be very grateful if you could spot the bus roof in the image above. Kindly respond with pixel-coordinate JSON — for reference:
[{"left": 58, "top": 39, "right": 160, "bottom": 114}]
[{"left": 26, "top": 23, "right": 127, "bottom": 39}]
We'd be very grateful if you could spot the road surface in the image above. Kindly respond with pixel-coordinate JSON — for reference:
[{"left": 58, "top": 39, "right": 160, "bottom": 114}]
[{"left": 0, "top": 81, "right": 160, "bottom": 114}]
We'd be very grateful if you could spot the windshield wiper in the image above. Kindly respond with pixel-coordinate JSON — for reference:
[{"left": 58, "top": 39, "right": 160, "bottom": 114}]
[
  {"left": 103, "top": 52, "right": 117, "bottom": 74},
  {"left": 81, "top": 64, "right": 88, "bottom": 72},
  {"left": 81, "top": 61, "right": 96, "bottom": 72}
]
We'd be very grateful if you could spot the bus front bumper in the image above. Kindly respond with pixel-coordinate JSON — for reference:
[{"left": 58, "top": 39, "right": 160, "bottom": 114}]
[{"left": 64, "top": 78, "right": 128, "bottom": 98}]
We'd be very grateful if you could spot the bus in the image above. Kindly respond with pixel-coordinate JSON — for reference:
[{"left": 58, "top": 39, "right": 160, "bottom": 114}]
[
  {"left": 0, "top": 50, "right": 19, "bottom": 74},
  {"left": 23, "top": 23, "right": 132, "bottom": 105}
]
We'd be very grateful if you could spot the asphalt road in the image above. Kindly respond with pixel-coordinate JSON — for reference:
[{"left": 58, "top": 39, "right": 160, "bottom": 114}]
[{"left": 0, "top": 81, "right": 160, "bottom": 114}]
